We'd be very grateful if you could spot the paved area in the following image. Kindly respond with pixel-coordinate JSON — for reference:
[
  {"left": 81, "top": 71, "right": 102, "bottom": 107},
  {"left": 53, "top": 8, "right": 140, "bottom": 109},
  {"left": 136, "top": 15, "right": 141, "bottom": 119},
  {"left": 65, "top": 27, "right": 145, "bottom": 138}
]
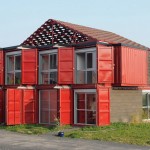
[{"left": 0, "top": 130, "right": 150, "bottom": 150}]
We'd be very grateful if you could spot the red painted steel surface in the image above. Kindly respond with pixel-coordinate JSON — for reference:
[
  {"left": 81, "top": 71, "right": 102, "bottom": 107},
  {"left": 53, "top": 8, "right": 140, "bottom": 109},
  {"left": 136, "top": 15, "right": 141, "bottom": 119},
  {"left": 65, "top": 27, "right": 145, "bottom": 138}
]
[
  {"left": 0, "top": 51, "right": 4, "bottom": 85},
  {"left": 97, "top": 45, "right": 114, "bottom": 83},
  {"left": 6, "top": 89, "right": 22, "bottom": 125},
  {"left": 58, "top": 47, "right": 74, "bottom": 84},
  {"left": 22, "top": 49, "right": 37, "bottom": 85},
  {"left": 6, "top": 89, "right": 37, "bottom": 125},
  {"left": 0, "top": 90, "right": 4, "bottom": 123},
  {"left": 59, "top": 89, "right": 72, "bottom": 125},
  {"left": 97, "top": 86, "right": 110, "bottom": 126},
  {"left": 22, "top": 90, "right": 36, "bottom": 124},
  {"left": 114, "top": 46, "right": 148, "bottom": 86}
]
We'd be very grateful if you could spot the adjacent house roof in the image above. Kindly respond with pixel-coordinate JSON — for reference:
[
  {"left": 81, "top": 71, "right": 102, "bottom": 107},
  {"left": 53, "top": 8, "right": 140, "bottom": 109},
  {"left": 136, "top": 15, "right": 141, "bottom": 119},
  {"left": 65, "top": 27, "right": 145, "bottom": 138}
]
[{"left": 22, "top": 19, "right": 149, "bottom": 50}]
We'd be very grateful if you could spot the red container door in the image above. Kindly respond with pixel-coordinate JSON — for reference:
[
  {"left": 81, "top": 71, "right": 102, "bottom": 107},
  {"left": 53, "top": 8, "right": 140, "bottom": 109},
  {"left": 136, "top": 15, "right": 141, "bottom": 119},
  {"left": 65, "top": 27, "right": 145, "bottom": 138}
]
[
  {"left": 58, "top": 47, "right": 74, "bottom": 84},
  {"left": 0, "top": 90, "right": 3, "bottom": 123},
  {"left": 6, "top": 89, "right": 22, "bottom": 125},
  {"left": 22, "top": 49, "right": 37, "bottom": 85},
  {"left": 0, "top": 51, "right": 4, "bottom": 85},
  {"left": 22, "top": 90, "right": 37, "bottom": 124},
  {"left": 97, "top": 45, "right": 114, "bottom": 83},
  {"left": 59, "top": 89, "right": 72, "bottom": 125},
  {"left": 97, "top": 86, "right": 110, "bottom": 126}
]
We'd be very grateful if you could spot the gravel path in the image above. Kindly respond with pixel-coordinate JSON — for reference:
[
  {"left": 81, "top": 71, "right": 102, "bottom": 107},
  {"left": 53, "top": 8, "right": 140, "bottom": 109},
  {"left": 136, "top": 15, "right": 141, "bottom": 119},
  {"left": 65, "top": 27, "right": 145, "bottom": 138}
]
[{"left": 0, "top": 130, "right": 150, "bottom": 150}]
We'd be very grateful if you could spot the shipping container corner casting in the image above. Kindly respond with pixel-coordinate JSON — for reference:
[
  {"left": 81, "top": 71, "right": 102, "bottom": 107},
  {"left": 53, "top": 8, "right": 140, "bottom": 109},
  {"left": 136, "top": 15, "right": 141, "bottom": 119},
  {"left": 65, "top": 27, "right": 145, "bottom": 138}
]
[{"left": 0, "top": 19, "right": 150, "bottom": 126}]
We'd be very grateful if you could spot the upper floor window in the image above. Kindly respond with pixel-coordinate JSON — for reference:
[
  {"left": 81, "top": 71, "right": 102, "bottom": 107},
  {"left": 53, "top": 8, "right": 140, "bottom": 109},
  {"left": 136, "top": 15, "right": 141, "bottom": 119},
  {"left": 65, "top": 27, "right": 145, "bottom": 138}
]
[
  {"left": 39, "top": 50, "right": 57, "bottom": 84},
  {"left": 6, "top": 51, "right": 21, "bottom": 85},
  {"left": 76, "top": 48, "right": 96, "bottom": 84}
]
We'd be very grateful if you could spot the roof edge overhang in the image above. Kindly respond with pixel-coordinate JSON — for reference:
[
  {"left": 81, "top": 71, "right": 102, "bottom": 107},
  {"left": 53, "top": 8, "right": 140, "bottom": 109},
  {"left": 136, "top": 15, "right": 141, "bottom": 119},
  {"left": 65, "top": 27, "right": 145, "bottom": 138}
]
[{"left": 112, "top": 43, "right": 149, "bottom": 51}]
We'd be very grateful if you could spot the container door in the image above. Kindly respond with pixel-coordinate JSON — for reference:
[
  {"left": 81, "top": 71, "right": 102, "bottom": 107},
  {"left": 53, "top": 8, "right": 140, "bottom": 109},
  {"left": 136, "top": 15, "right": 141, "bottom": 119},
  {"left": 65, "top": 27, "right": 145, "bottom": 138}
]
[
  {"left": 0, "top": 51, "right": 4, "bottom": 85},
  {"left": 59, "top": 89, "right": 72, "bottom": 125},
  {"left": 97, "top": 45, "right": 114, "bottom": 83},
  {"left": 6, "top": 89, "right": 22, "bottom": 125},
  {"left": 22, "top": 90, "right": 37, "bottom": 124},
  {"left": 97, "top": 86, "right": 110, "bottom": 126},
  {"left": 58, "top": 47, "right": 74, "bottom": 84},
  {"left": 0, "top": 90, "right": 3, "bottom": 123},
  {"left": 22, "top": 49, "right": 37, "bottom": 84}
]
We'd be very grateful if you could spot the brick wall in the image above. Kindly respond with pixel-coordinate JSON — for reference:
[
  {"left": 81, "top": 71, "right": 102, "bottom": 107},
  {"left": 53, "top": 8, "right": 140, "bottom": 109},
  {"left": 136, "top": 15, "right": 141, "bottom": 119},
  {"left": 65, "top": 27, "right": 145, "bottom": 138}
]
[{"left": 110, "top": 89, "right": 142, "bottom": 122}]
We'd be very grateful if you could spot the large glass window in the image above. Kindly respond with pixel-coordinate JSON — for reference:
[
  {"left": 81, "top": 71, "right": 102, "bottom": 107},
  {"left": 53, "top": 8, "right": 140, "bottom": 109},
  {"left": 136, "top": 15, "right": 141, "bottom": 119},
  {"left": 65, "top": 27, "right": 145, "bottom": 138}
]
[
  {"left": 76, "top": 49, "right": 96, "bottom": 84},
  {"left": 39, "top": 50, "right": 57, "bottom": 84},
  {"left": 6, "top": 52, "right": 21, "bottom": 85},
  {"left": 74, "top": 90, "right": 96, "bottom": 125},
  {"left": 142, "top": 92, "right": 150, "bottom": 119},
  {"left": 39, "top": 90, "right": 57, "bottom": 124}
]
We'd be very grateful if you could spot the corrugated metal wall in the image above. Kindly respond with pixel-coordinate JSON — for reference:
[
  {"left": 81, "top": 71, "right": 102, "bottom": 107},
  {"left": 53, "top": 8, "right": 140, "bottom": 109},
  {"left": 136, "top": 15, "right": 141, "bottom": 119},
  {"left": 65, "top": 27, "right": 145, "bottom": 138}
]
[
  {"left": 22, "top": 49, "right": 38, "bottom": 85},
  {"left": 97, "top": 86, "right": 110, "bottom": 126},
  {"left": 97, "top": 45, "right": 114, "bottom": 84},
  {"left": 6, "top": 89, "right": 37, "bottom": 125},
  {"left": 0, "top": 51, "right": 3, "bottom": 85},
  {"left": 59, "top": 89, "right": 72, "bottom": 125},
  {"left": 0, "top": 90, "right": 4, "bottom": 123},
  {"left": 114, "top": 46, "right": 148, "bottom": 86},
  {"left": 58, "top": 47, "right": 74, "bottom": 84}
]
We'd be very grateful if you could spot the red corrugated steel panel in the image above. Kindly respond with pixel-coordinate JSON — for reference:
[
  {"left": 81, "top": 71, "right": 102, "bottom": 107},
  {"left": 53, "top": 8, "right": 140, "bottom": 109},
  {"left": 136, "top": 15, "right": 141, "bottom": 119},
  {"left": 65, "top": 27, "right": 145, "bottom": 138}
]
[
  {"left": 58, "top": 47, "right": 74, "bottom": 84},
  {"left": 97, "top": 86, "right": 110, "bottom": 126},
  {"left": 0, "top": 51, "right": 4, "bottom": 85},
  {"left": 6, "top": 89, "right": 22, "bottom": 125},
  {"left": 59, "top": 89, "right": 72, "bottom": 125},
  {"left": 0, "top": 90, "right": 4, "bottom": 123},
  {"left": 97, "top": 45, "right": 114, "bottom": 83},
  {"left": 6, "top": 89, "right": 37, "bottom": 125},
  {"left": 22, "top": 49, "right": 37, "bottom": 85},
  {"left": 114, "top": 46, "right": 148, "bottom": 86},
  {"left": 22, "top": 90, "right": 36, "bottom": 124}
]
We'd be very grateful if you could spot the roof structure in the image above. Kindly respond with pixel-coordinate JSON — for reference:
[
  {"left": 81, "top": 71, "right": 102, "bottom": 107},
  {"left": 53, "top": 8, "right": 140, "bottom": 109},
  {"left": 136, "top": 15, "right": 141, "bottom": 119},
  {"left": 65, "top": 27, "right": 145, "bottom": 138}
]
[{"left": 22, "top": 19, "right": 149, "bottom": 50}]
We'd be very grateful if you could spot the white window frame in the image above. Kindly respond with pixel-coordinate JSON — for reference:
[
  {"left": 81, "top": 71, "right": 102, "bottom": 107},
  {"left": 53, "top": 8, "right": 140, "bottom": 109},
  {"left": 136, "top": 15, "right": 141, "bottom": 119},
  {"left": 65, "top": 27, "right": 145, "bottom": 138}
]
[
  {"left": 74, "top": 89, "right": 97, "bottom": 125},
  {"left": 5, "top": 51, "right": 21, "bottom": 85},
  {"left": 75, "top": 47, "right": 97, "bottom": 84},
  {"left": 39, "top": 49, "right": 58, "bottom": 84}
]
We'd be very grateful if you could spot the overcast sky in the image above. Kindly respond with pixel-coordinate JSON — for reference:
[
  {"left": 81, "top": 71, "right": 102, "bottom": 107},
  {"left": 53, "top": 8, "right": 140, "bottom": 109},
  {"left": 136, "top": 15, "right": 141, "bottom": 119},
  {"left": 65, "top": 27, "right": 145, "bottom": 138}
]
[{"left": 0, "top": 0, "right": 150, "bottom": 48}]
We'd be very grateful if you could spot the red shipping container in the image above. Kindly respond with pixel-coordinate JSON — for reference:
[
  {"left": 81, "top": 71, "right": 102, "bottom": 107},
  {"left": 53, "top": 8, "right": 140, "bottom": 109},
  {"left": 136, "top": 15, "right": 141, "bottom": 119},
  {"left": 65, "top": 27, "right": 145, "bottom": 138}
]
[
  {"left": 97, "top": 86, "right": 110, "bottom": 126},
  {"left": 22, "top": 49, "right": 38, "bottom": 85},
  {"left": 59, "top": 89, "right": 72, "bottom": 125},
  {"left": 0, "top": 50, "right": 4, "bottom": 85},
  {"left": 114, "top": 46, "right": 148, "bottom": 86},
  {"left": 97, "top": 45, "right": 114, "bottom": 83},
  {"left": 6, "top": 89, "right": 37, "bottom": 125},
  {"left": 0, "top": 90, "right": 4, "bottom": 123},
  {"left": 58, "top": 47, "right": 74, "bottom": 84}
]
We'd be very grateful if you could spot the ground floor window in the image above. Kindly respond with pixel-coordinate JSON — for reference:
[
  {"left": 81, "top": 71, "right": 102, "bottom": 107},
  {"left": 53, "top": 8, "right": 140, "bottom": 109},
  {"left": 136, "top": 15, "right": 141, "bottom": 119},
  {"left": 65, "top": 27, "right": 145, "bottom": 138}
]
[
  {"left": 39, "top": 90, "right": 57, "bottom": 124},
  {"left": 142, "top": 91, "right": 150, "bottom": 119},
  {"left": 74, "top": 89, "right": 96, "bottom": 125}
]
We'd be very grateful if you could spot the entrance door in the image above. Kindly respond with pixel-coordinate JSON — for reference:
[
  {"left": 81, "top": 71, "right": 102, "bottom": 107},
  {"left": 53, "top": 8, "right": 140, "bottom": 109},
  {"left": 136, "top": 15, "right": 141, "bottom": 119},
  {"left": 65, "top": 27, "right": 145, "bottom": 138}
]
[
  {"left": 39, "top": 90, "right": 57, "bottom": 124},
  {"left": 74, "top": 90, "right": 96, "bottom": 125}
]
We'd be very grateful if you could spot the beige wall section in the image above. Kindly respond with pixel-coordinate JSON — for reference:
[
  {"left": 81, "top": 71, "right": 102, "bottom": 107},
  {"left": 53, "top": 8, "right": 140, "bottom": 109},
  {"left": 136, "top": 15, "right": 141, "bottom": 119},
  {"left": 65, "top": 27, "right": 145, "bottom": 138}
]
[{"left": 110, "top": 89, "right": 142, "bottom": 123}]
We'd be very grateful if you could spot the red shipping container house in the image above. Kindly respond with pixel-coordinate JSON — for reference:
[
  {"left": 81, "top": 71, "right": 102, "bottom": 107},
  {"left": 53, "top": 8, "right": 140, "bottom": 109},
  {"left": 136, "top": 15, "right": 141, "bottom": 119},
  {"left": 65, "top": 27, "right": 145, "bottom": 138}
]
[{"left": 0, "top": 19, "right": 150, "bottom": 126}]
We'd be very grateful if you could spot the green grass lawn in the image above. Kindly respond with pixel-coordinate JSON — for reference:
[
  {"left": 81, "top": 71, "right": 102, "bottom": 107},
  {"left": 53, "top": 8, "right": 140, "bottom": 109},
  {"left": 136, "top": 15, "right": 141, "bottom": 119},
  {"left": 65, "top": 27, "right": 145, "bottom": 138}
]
[
  {"left": 0, "top": 122, "right": 150, "bottom": 146},
  {"left": 65, "top": 123, "right": 150, "bottom": 146},
  {"left": 0, "top": 124, "right": 72, "bottom": 135}
]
